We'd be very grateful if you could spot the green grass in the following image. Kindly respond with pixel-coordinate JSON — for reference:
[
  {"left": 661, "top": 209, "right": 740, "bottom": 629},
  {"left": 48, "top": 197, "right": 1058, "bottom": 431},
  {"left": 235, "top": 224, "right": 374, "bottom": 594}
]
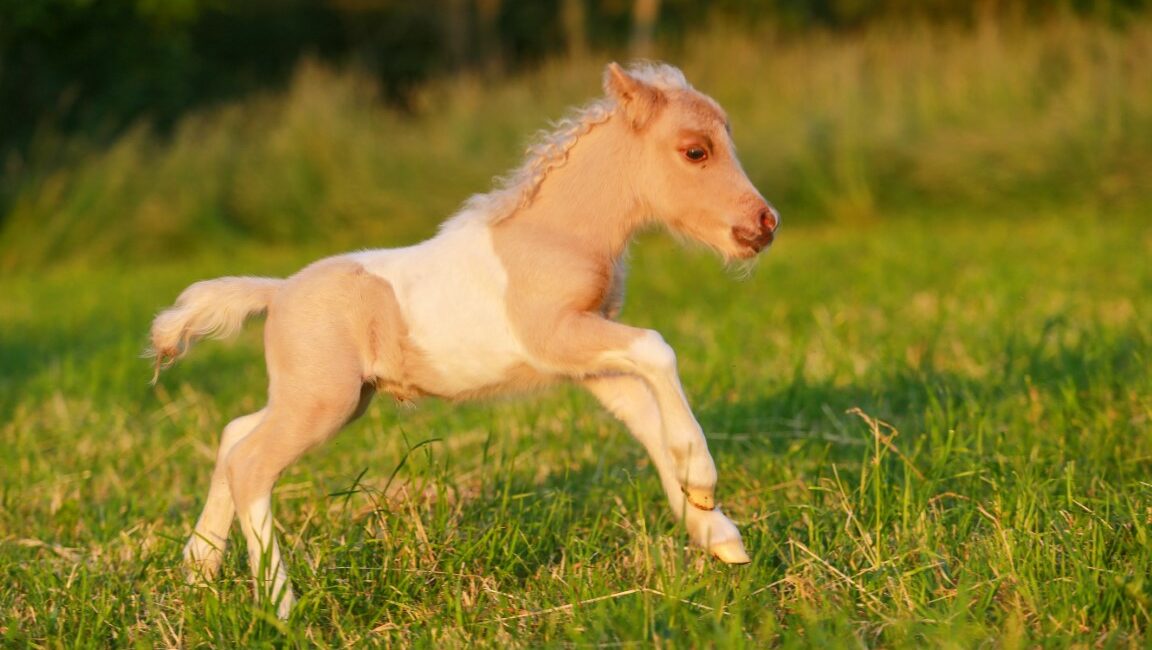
[
  {"left": 2, "top": 14, "right": 1152, "bottom": 648},
  {"left": 2, "top": 213, "right": 1149, "bottom": 646}
]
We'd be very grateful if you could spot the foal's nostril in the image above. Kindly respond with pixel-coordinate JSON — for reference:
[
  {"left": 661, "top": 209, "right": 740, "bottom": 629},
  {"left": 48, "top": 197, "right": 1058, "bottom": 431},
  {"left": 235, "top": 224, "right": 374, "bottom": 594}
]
[{"left": 759, "top": 206, "right": 780, "bottom": 232}]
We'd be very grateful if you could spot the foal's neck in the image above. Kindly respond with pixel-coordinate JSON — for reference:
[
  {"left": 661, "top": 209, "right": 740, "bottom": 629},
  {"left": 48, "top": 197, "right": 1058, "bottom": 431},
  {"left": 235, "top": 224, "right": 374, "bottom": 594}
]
[{"left": 514, "top": 115, "right": 645, "bottom": 261}]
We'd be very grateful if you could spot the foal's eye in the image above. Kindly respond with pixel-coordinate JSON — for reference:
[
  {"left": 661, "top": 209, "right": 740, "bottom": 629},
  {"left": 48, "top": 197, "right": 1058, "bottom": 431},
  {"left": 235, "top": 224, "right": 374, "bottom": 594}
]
[{"left": 684, "top": 147, "right": 708, "bottom": 163}]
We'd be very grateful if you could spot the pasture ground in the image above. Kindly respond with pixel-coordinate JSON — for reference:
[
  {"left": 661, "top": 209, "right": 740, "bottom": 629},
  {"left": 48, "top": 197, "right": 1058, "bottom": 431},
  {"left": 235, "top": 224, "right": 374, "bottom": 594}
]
[{"left": 2, "top": 213, "right": 1149, "bottom": 647}]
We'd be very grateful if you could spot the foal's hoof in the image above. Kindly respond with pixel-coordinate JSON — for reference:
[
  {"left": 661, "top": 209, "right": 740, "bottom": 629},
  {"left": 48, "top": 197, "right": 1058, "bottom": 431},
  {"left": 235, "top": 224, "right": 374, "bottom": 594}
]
[
  {"left": 682, "top": 485, "right": 716, "bottom": 511},
  {"left": 275, "top": 589, "right": 297, "bottom": 621},
  {"left": 711, "top": 539, "right": 751, "bottom": 565},
  {"left": 183, "top": 540, "right": 223, "bottom": 583}
]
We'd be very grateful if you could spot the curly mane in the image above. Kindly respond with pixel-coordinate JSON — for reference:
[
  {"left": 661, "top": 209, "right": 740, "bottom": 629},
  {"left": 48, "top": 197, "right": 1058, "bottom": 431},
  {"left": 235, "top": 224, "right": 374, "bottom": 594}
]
[{"left": 443, "top": 63, "right": 692, "bottom": 231}]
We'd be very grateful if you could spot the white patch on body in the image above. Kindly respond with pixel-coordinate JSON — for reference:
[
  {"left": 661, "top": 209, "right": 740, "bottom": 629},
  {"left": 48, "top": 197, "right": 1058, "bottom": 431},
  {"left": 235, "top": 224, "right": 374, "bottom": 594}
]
[{"left": 349, "top": 215, "right": 533, "bottom": 396}]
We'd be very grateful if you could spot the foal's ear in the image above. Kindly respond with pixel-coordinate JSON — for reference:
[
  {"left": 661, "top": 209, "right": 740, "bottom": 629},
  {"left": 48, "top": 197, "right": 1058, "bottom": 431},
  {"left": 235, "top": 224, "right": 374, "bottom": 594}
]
[{"left": 604, "top": 62, "right": 667, "bottom": 131}]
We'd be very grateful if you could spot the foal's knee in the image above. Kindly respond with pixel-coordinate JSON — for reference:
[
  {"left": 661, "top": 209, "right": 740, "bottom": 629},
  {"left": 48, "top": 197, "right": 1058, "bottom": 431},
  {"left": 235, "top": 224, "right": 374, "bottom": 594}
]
[
  {"left": 224, "top": 401, "right": 355, "bottom": 505},
  {"left": 628, "top": 330, "right": 678, "bottom": 375},
  {"left": 218, "top": 411, "right": 264, "bottom": 459},
  {"left": 223, "top": 436, "right": 281, "bottom": 507}
]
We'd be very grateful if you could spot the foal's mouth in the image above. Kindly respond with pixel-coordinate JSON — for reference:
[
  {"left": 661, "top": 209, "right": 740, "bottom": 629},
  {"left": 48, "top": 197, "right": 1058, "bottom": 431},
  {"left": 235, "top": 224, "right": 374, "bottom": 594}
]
[
  {"left": 731, "top": 205, "right": 779, "bottom": 257},
  {"left": 731, "top": 225, "right": 776, "bottom": 257}
]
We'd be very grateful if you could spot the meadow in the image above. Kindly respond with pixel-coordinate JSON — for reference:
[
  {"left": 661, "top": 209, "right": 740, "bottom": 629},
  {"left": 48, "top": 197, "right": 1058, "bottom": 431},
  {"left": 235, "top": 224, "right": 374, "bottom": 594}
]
[{"left": 2, "top": 16, "right": 1151, "bottom": 647}]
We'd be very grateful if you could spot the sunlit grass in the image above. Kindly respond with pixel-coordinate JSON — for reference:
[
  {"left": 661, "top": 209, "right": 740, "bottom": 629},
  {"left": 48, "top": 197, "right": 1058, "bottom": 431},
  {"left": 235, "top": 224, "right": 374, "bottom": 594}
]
[{"left": 2, "top": 212, "right": 1150, "bottom": 645}]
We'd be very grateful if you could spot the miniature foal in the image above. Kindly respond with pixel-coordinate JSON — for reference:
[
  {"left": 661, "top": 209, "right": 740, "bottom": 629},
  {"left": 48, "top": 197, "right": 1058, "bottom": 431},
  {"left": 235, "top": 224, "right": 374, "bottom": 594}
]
[{"left": 151, "top": 62, "right": 779, "bottom": 618}]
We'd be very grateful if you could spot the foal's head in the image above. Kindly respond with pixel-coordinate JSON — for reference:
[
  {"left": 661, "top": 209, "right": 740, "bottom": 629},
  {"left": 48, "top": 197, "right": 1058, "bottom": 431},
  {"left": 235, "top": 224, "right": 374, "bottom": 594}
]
[{"left": 606, "top": 63, "right": 779, "bottom": 261}]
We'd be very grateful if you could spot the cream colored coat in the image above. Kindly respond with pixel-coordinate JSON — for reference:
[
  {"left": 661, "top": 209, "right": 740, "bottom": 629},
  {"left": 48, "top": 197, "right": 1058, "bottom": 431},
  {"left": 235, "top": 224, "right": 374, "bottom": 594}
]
[{"left": 151, "top": 62, "right": 779, "bottom": 619}]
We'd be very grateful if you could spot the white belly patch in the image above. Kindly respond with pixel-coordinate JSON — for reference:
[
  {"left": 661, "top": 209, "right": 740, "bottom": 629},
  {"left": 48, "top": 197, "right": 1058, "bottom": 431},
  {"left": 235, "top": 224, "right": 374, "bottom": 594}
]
[{"left": 350, "top": 223, "right": 534, "bottom": 397}]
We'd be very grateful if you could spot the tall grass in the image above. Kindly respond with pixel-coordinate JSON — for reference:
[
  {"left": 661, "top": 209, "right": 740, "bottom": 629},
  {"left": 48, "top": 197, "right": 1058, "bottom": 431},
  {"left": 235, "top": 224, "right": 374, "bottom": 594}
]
[{"left": 1, "top": 16, "right": 1149, "bottom": 271}]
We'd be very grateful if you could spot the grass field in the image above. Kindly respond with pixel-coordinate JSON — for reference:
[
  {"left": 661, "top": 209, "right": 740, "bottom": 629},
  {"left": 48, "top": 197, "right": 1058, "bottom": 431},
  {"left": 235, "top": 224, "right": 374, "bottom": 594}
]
[
  {"left": 3, "top": 215, "right": 1149, "bottom": 647},
  {"left": 2, "top": 16, "right": 1152, "bottom": 649}
]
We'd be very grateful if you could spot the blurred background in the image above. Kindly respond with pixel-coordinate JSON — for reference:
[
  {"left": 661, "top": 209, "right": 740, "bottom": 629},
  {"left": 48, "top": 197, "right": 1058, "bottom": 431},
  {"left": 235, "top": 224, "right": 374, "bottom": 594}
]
[{"left": 1, "top": 0, "right": 1149, "bottom": 270}]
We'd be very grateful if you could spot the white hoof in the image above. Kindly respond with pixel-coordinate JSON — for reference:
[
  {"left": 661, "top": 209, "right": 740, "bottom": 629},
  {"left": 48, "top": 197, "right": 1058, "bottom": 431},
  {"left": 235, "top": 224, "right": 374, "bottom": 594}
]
[
  {"left": 685, "top": 506, "right": 747, "bottom": 561},
  {"left": 183, "top": 535, "right": 225, "bottom": 583},
  {"left": 275, "top": 587, "right": 297, "bottom": 620},
  {"left": 710, "top": 538, "right": 751, "bottom": 564}
]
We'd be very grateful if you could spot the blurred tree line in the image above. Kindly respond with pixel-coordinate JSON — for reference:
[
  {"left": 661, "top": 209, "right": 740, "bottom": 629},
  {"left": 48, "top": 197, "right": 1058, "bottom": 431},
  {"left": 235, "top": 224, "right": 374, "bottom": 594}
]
[{"left": 0, "top": 0, "right": 1146, "bottom": 167}]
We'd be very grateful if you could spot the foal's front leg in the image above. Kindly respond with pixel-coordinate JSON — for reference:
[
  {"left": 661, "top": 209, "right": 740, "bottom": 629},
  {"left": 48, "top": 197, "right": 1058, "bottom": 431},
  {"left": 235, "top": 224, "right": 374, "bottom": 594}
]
[
  {"left": 584, "top": 374, "right": 750, "bottom": 563},
  {"left": 595, "top": 326, "right": 721, "bottom": 510},
  {"left": 541, "top": 315, "right": 724, "bottom": 511},
  {"left": 616, "top": 332, "right": 722, "bottom": 511}
]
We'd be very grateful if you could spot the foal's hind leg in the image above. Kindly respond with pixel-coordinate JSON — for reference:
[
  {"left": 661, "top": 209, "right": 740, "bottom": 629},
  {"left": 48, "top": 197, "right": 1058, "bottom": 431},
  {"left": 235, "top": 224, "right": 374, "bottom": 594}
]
[
  {"left": 583, "top": 374, "right": 750, "bottom": 563},
  {"left": 184, "top": 409, "right": 266, "bottom": 581},
  {"left": 206, "top": 259, "right": 389, "bottom": 618},
  {"left": 223, "top": 384, "right": 364, "bottom": 619}
]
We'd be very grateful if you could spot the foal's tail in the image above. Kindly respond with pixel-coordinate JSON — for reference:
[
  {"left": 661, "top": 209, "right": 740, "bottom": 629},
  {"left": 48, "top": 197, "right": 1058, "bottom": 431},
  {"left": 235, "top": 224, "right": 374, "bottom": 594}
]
[{"left": 147, "top": 276, "right": 284, "bottom": 383}]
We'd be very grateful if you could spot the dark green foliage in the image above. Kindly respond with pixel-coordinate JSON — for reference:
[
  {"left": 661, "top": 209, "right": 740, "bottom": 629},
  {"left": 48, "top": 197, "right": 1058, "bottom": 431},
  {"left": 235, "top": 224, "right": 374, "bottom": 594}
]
[{"left": 2, "top": 0, "right": 1147, "bottom": 165}]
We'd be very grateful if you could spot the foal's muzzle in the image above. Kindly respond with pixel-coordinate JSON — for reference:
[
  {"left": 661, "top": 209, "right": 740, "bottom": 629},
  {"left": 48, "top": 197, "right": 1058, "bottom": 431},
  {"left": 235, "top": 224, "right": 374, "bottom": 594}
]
[{"left": 732, "top": 205, "right": 780, "bottom": 254}]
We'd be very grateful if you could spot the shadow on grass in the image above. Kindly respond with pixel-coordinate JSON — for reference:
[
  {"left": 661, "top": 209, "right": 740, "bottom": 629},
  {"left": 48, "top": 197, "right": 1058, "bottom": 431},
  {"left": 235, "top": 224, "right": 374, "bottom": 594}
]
[{"left": 704, "top": 323, "right": 1148, "bottom": 462}]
